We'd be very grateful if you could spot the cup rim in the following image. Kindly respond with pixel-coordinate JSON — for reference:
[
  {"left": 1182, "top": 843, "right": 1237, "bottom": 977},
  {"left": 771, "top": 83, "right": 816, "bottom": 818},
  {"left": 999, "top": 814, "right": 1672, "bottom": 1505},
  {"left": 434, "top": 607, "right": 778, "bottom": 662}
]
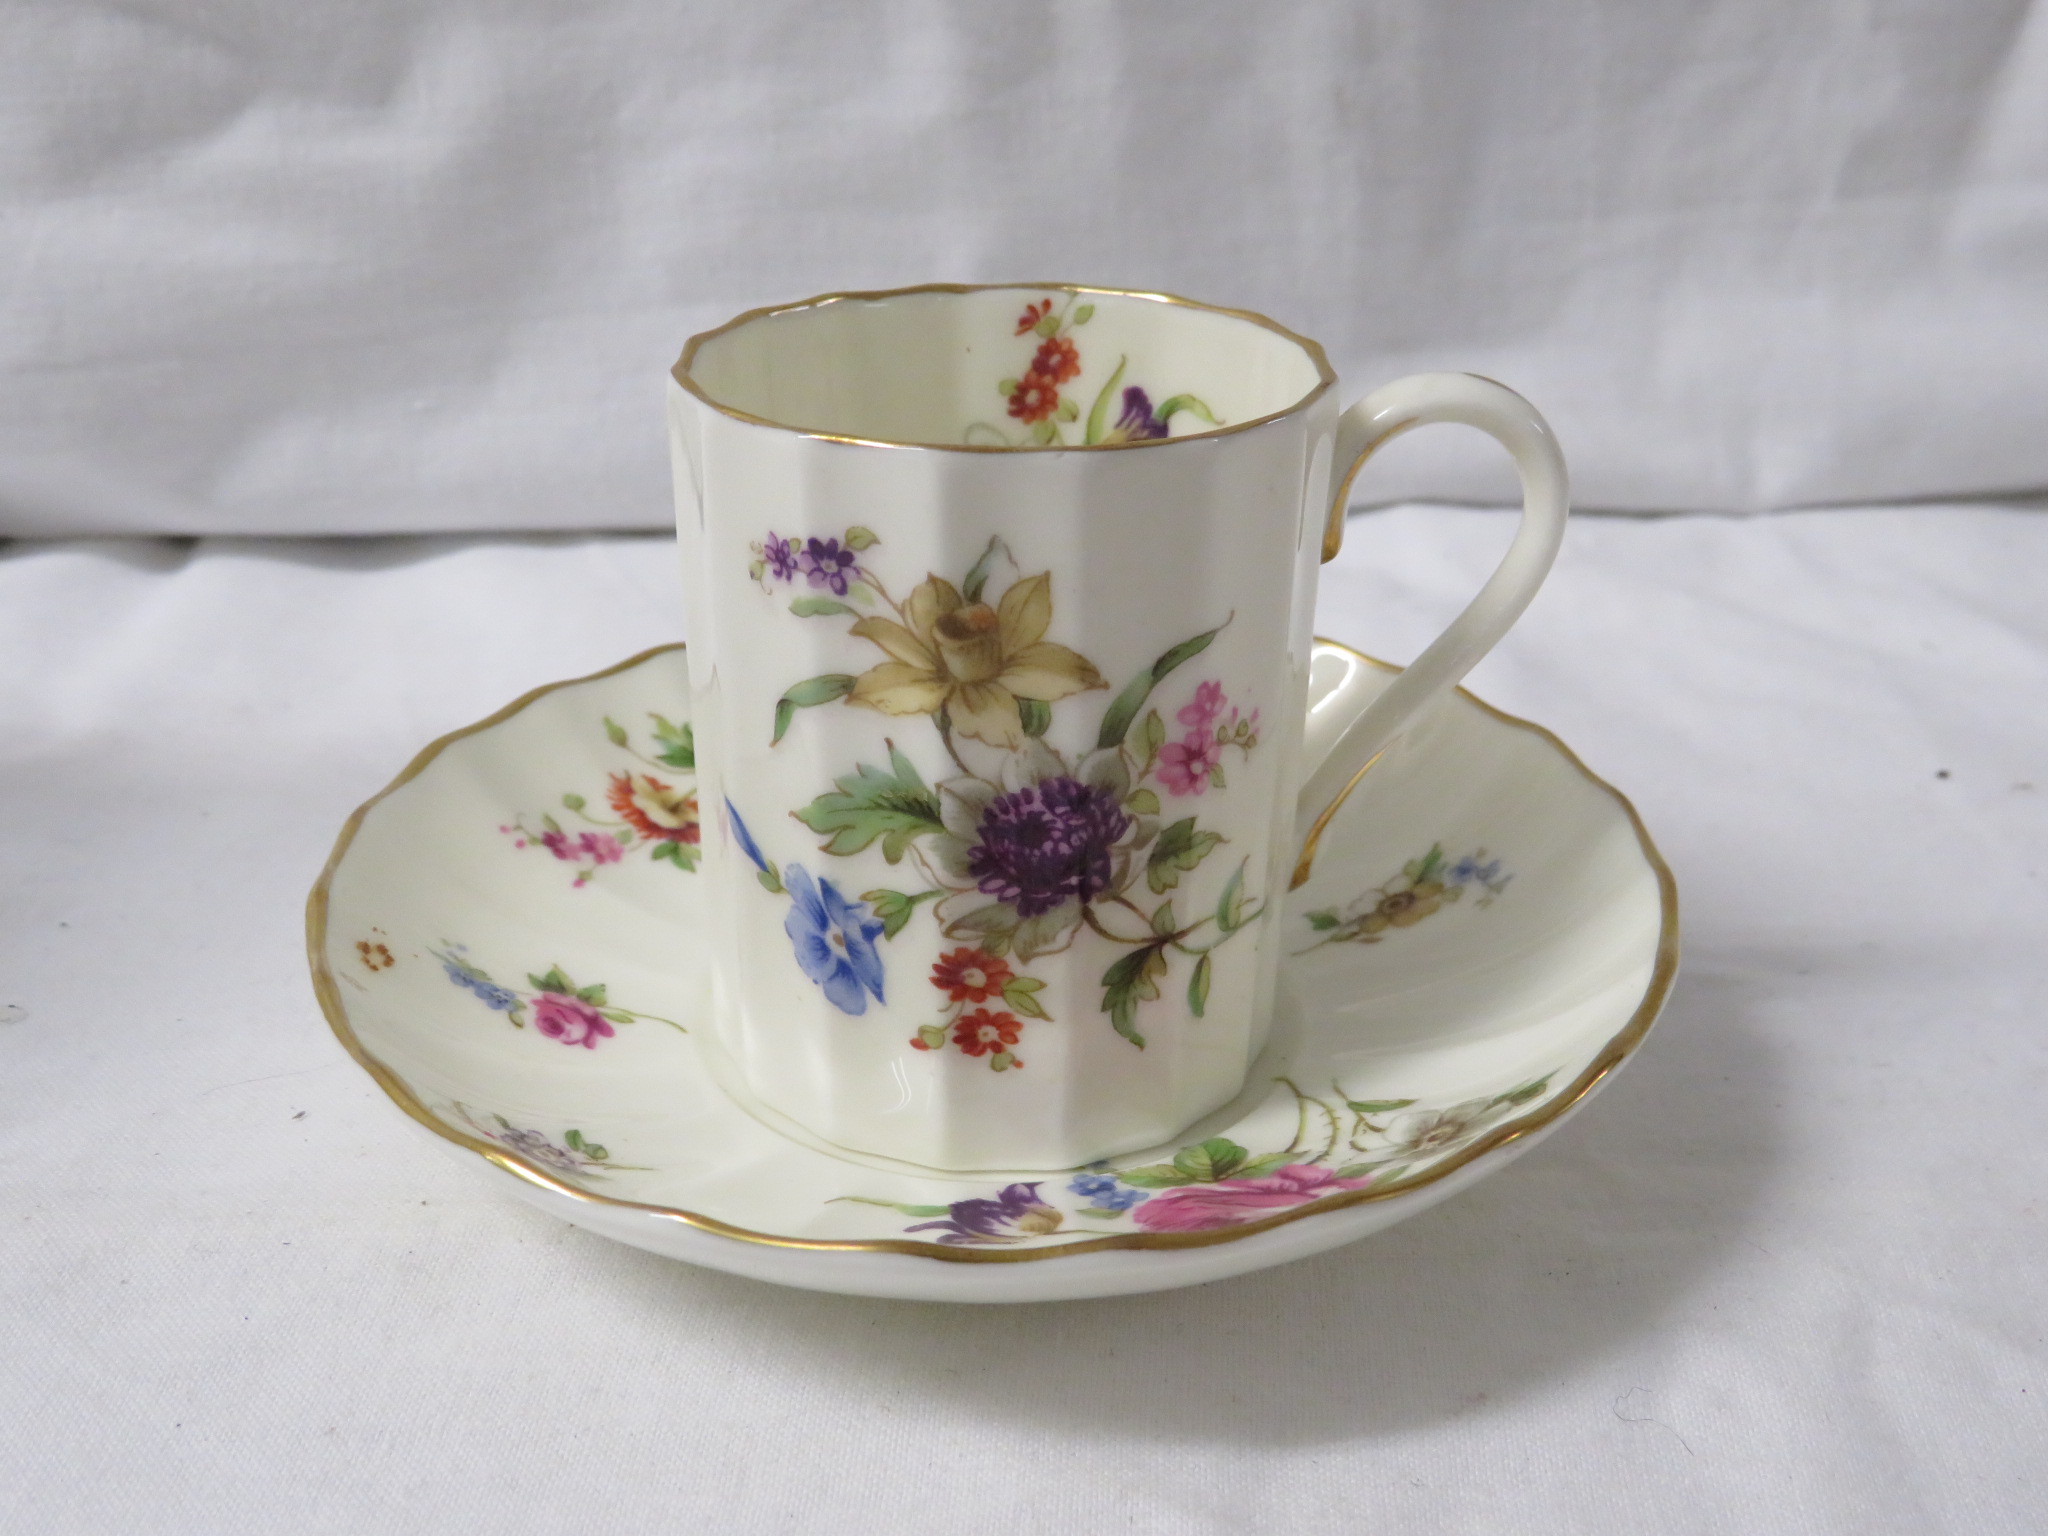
[{"left": 672, "top": 281, "right": 1338, "bottom": 452}]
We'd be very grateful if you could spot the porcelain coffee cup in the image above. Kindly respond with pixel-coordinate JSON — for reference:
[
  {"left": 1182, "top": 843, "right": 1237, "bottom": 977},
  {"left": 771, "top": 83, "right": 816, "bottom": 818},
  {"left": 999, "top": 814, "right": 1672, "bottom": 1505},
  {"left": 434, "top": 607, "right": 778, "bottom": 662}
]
[{"left": 668, "top": 283, "right": 1567, "bottom": 1170}]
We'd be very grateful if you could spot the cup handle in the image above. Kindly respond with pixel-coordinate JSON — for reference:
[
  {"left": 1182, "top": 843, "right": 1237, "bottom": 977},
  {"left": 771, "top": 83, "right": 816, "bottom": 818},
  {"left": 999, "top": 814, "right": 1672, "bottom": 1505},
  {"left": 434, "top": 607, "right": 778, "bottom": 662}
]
[{"left": 1292, "top": 372, "right": 1569, "bottom": 888}]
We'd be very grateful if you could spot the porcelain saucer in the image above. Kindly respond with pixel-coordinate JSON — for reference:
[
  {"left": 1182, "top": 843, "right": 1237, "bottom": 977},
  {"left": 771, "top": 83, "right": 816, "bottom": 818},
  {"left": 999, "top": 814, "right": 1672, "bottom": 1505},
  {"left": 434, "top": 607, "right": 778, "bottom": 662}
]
[{"left": 308, "top": 641, "right": 1676, "bottom": 1303}]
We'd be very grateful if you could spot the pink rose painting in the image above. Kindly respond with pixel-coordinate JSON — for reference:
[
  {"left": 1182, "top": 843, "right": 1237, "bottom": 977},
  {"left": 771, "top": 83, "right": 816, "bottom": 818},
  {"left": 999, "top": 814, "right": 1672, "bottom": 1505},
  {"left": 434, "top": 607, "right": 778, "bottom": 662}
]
[
  {"left": 532, "top": 992, "right": 616, "bottom": 1049},
  {"left": 1130, "top": 1164, "right": 1374, "bottom": 1233}
]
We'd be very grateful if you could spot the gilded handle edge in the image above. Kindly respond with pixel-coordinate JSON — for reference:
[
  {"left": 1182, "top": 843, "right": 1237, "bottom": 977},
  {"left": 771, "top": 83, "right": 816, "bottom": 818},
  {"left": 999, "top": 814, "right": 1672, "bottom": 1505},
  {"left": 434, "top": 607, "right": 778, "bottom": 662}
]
[{"left": 1295, "top": 373, "right": 1570, "bottom": 886}]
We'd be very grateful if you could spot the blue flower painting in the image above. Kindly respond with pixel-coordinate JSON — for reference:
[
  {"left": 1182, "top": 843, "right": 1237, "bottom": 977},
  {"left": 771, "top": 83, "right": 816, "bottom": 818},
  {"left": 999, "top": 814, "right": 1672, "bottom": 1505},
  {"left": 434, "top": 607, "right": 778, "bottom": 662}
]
[{"left": 782, "top": 864, "right": 887, "bottom": 1016}]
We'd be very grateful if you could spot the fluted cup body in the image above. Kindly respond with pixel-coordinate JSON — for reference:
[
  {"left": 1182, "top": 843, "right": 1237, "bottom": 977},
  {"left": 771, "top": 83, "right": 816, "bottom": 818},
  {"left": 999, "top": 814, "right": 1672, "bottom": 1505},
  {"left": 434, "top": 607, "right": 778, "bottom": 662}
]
[{"left": 670, "top": 285, "right": 1338, "bottom": 1170}]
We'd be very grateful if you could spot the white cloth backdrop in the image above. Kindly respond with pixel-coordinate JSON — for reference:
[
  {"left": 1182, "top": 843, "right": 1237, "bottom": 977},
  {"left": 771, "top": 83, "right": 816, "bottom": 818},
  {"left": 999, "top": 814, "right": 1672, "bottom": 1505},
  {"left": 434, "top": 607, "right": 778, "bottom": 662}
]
[
  {"left": 3, "top": 0, "right": 2047, "bottom": 536},
  {"left": 4, "top": 505, "right": 2046, "bottom": 1532},
  {"left": 7, "top": 7, "right": 2048, "bottom": 1531}
]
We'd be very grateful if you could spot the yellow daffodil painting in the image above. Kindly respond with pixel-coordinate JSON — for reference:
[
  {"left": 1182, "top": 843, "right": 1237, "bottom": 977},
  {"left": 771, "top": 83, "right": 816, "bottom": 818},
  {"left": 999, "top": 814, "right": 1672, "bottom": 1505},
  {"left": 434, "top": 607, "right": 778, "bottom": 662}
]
[{"left": 846, "top": 571, "right": 1106, "bottom": 749}]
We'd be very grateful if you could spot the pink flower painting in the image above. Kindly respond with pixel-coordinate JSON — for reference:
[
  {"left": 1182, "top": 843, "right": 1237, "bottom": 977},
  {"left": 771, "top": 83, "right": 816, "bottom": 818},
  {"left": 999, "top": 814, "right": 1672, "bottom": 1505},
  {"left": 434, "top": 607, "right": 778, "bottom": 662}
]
[
  {"left": 1177, "top": 679, "right": 1225, "bottom": 730},
  {"left": 430, "top": 948, "right": 684, "bottom": 1045},
  {"left": 1156, "top": 732, "right": 1223, "bottom": 795},
  {"left": 1130, "top": 1164, "right": 1374, "bottom": 1233},
  {"left": 503, "top": 713, "right": 700, "bottom": 886},
  {"left": 851, "top": 1076, "right": 1554, "bottom": 1248},
  {"left": 531, "top": 992, "right": 615, "bottom": 1049}
]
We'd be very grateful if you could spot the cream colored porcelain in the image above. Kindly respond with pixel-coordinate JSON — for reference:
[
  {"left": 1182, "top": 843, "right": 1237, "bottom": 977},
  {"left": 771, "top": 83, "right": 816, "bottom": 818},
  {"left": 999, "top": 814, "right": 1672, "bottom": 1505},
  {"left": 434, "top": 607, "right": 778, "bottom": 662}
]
[
  {"left": 308, "top": 643, "right": 1675, "bottom": 1304},
  {"left": 667, "top": 283, "right": 1570, "bottom": 1169}
]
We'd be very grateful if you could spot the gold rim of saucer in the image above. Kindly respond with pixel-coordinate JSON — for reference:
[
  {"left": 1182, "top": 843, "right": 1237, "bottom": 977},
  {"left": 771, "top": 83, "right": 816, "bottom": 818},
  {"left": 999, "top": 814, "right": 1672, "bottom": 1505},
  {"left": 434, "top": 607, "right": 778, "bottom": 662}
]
[
  {"left": 307, "top": 640, "right": 1680, "bottom": 1265},
  {"left": 671, "top": 281, "right": 1339, "bottom": 454}
]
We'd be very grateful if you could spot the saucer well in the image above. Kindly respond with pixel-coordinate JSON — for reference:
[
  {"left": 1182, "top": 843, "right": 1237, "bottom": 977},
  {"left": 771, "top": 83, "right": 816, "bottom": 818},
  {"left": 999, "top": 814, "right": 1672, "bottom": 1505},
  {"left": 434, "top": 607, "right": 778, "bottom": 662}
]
[{"left": 308, "top": 642, "right": 1676, "bottom": 1303}]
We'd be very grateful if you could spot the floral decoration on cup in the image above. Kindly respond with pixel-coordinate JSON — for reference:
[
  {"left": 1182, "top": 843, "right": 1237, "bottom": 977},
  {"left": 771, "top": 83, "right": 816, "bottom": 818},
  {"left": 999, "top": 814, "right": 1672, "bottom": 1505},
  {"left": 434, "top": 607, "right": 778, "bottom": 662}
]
[
  {"left": 724, "top": 802, "right": 889, "bottom": 1018},
  {"left": 907, "top": 947, "right": 1047, "bottom": 1072},
  {"left": 963, "top": 293, "right": 1221, "bottom": 447},
  {"left": 734, "top": 530, "right": 1265, "bottom": 1057},
  {"left": 501, "top": 713, "right": 701, "bottom": 886}
]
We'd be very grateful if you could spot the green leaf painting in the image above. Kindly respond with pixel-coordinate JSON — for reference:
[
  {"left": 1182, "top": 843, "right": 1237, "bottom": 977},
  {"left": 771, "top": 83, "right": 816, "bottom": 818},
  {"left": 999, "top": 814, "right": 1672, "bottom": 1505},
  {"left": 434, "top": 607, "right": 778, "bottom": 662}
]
[
  {"left": 649, "top": 714, "right": 696, "bottom": 770},
  {"left": 1146, "top": 817, "right": 1224, "bottom": 894},
  {"left": 790, "top": 596, "right": 856, "bottom": 618},
  {"left": 772, "top": 673, "right": 857, "bottom": 745},
  {"left": 1097, "top": 624, "right": 1227, "bottom": 751},
  {"left": 795, "top": 744, "right": 944, "bottom": 862},
  {"left": 1100, "top": 944, "right": 1167, "bottom": 1048}
]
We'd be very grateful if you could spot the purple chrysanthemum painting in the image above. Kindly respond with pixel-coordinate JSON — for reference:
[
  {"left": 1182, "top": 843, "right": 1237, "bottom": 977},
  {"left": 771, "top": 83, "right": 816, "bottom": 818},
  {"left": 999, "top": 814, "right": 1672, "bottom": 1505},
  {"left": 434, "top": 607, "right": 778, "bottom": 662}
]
[{"left": 967, "top": 776, "right": 1131, "bottom": 917}]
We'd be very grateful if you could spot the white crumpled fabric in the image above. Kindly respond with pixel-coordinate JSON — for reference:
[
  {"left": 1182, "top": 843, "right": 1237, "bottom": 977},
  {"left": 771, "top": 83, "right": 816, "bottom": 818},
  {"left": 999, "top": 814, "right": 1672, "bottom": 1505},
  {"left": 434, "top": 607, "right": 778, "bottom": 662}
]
[
  {"left": 3, "top": 1, "right": 2046, "bottom": 535},
  {"left": 6, "top": 4, "right": 2045, "bottom": 1526},
  {"left": 4, "top": 505, "right": 2044, "bottom": 1533}
]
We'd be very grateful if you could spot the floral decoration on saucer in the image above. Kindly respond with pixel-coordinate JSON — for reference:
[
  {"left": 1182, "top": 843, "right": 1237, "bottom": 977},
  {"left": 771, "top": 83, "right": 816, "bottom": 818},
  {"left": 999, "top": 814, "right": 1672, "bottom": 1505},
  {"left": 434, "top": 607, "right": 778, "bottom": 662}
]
[{"left": 308, "top": 642, "right": 1675, "bottom": 1302}]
